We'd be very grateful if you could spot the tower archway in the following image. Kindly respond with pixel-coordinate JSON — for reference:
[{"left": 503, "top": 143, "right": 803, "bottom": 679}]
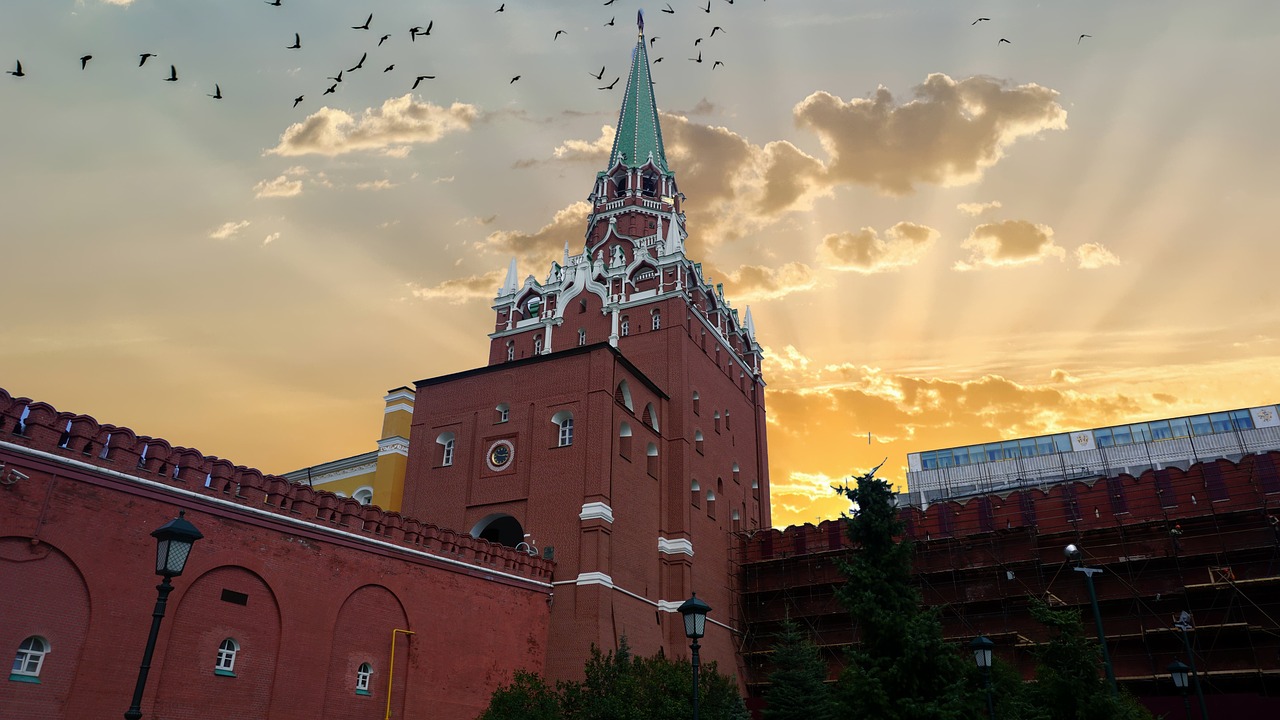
[{"left": 469, "top": 514, "right": 525, "bottom": 548}]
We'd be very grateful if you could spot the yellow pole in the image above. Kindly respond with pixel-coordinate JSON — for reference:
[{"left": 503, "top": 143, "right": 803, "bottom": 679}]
[{"left": 386, "top": 628, "right": 415, "bottom": 720}]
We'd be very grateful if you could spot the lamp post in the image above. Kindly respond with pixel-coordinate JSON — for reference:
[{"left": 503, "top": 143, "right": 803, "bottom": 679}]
[
  {"left": 124, "top": 510, "right": 203, "bottom": 720},
  {"left": 971, "top": 635, "right": 996, "bottom": 720},
  {"left": 1064, "top": 543, "right": 1117, "bottom": 695},
  {"left": 1168, "top": 659, "right": 1192, "bottom": 720},
  {"left": 679, "top": 593, "right": 711, "bottom": 720},
  {"left": 1173, "top": 613, "right": 1210, "bottom": 720}
]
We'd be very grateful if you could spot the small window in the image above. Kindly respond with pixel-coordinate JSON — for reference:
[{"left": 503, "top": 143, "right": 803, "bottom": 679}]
[
  {"left": 552, "top": 411, "right": 574, "bottom": 447},
  {"left": 619, "top": 422, "right": 633, "bottom": 459},
  {"left": 579, "top": 299, "right": 587, "bottom": 314},
  {"left": 436, "top": 432, "right": 456, "bottom": 467},
  {"left": 725, "top": 411, "right": 730, "bottom": 430},
  {"left": 713, "top": 411, "right": 721, "bottom": 433},
  {"left": 706, "top": 490, "right": 717, "bottom": 519},
  {"left": 215, "top": 638, "right": 239, "bottom": 676},
  {"left": 691, "top": 479, "right": 701, "bottom": 507},
  {"left": 732, "top": 463, "right": 740, "bottom": 483},
  {"left": 353, "top": 487, "right": 374, "bottom": 505},
  {"left": 356, "top": 662, "right": 372, "bottom": 694},
  {"left": 615, "top": 381, "right": 634, "bottom": 411},
  {"left": 646, "top": 442, "right": 659, "bottom": 476},
  {"left": 692, "top": 391, "right": 700, "bottom": 415},
  {"left": 621, "top": 317, "right": 630, "bottom": 337},
  {"left": 506, "top": 341, "right": 515, "bottom": 362},
  {"left": 534, "top": 335, "right": 543, "bottom": 354},
  {"left": 11, "top": 636, "right": 49, "bottom": 680},
  {"left": 643, "top": 403, "right": 659, "bottom": 432},
  {"left": 1230, "top": 409, "right": 1255, "bottom": 430},
  {"left": 695, "top": 430, "right": 704, "bottom": 454},
  {"left": 496, "top": 403, "right": 510, "bottom": 423},
  {"left": 651, "top": 310, "right": 661, "bottom": 330},
  {"left": 578, "top": 328, "right": 587, "bottom": 346}
]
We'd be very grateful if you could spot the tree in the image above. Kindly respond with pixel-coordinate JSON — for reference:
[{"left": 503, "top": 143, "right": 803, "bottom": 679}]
[
  {"left": 832, "top": 467, "right": 978, "bottom": 720},
  {"left": 763, "top": 615, "right": 838, "bottom": 720},
  {"left": 479, "top": 670, "right": 561, "bottom": 720}
]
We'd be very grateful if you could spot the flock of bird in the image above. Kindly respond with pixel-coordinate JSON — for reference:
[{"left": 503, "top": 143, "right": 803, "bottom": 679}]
[{"left": 970, "top": 16, "right": 1092, "bottom": 46}]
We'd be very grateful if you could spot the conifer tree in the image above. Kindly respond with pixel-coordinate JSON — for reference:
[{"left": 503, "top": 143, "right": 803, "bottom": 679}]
[{"left": 763, "top": 615, "right": 838, "bottom": 720}]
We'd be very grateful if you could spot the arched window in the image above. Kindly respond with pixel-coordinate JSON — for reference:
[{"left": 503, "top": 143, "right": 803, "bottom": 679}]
[
  {"left": 579, "top": 298, "right": 587, "bottom": 314},
  {"left": 713, "top": 411, "right": 721, "bottom": 433},
  {"left": 690, "top": 479, "right": 701, "bottom": 507},
  {"left": 11, "top": 636, "right": 49, "bottom": 679},
  {"left": 533, "top": 335, "right": 543, "bottom": 354},
  {"left": 695, "top": 430, "right": 704, "bottom": 455},
  {"left": 356, "top": 662, "right": 373, "bottom": 694},
  {"left": 506, "top": 341, "right": 515, "bottom": 362},
  {"left": 646, "top": 442, "right": 659, "bottom": 477},
  {"left": 706, "top": 490, "right": 717, "bottom": 519},
  {"left": 215, "top": 638, "right": 239, "bottom": 676},
  {"left": 436, "top": 432, "right": 455, "bottom": 467},
  {"left": 578, "top": 328, "right": 587, "bottom": 346},
  {"left": 731, "top": 508, "right": 742, "bottom": 532},
  {"left": 692, "top": 391, "right": 700, "bottom": 415},
  {"left": 615, "top": 381, "right": 634, "bottom": 411},
  {"left": 752, "top": 477, "right": 760, "bottom": 500},
  {"left": 552, "top": 411, "right": 574, "bottom": 447},
  {"left": 725, "top": 411, "right": 731, "bottom": 430},
  {"left": 619, "top": 422, "right": 633, "bottom": 459},
  {"left": 620, "top": 316, "right": 630, "bottom": 337},
  {"left": 732, "top": 462, "right": 740, "bottom": 483},
  {"left": 496, "top": 403, "right": 510, "bottom": 423},
  {"left": 651, "top": 309, "right": 661, "bottom": 330},
  {"left": 353, "top": 487, "right": 374, "bottom": 505},
  {"left": 642, "top": 403, "right": 659, "bottom": 433}
]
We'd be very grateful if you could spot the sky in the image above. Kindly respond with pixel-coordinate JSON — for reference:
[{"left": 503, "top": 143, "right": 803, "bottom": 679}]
[{"left": 3, "top": 1, "right": 1279, "bottom": 528}]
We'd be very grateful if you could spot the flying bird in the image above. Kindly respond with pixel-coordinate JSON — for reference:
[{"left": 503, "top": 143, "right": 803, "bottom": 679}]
[
  {"left": 1078, "top": 34, "right": 1092, "bottom": 44},
  {"left": 554, "top": 29, "right": 566, "bottom": 40},
  {"left": 604, "top": 0, "right": 617, "bottom": 5},
  {"left": 384, "top": 64, "right": 395, "bottom": 72},
  {"left": 293, "top": 95, "right": 304, "bottom": 107},
  {"left": 348, "top": 52, "right": 367, "bottom": 71},
  {"left": 650, "top": 36, "right": 660, "bottom": 47},
  {"left": 712, "top": 60, "right": 723, "bottom": 69},
  {"left": 694, "top": 37, "right": 702, "bottom": 46},
  {"left": 323, "top": 84, "right": 337, "bottom": 95},
  {"left": 710, "top": 26, "right": 724, "bottom": 36},
  {"left": 208, "top": 83, "right": 222, "bottom": 99},
  {"left": 379, "top": 34, "right": 391, "bottom": 46},
  {"left": 972, "top": 17, "right": 990, "bottom": 24},
  {"left": 328, "top": 70, "right": 343, "bottom": 83},
  {"left": 998, "top": 38, "right": 1011, "bottom": 44},
  {"left": 7, "top": 60, "right": 24, "bottom": 77},
  {"left": 653, "top": 56, "right": 663, "bottom": 63},
  {"left": 138, "top": 53, "right": 156, "bottom": 67},
  {"left": 353, "top": 13, "right": 372, "bottom": 30},
  {"left": 496, "top": 4, "right": 504, "bottom": 12},
  {"left": 287, "top": 33, "right": 301, "bottom": 49},
  {"left": 662, "top": 3, "right": 674, "bottom": 14},
  {"left": 689, "top": 51, "right": 702, "bottom": 63},
  {"left": 591, "top": 65, "right": 605, "bottom": 80},
  {"left": 80, "top": 55, "right": 92, "bottom": 70},
  {"left": 266, "top": 0, "right": 281, "bottom": 5},
  {"left": 164, "top": 64, "right": 178, "bottom": 81},
  {"left": 412, "top": 75, "right": 435, "bottom": 89},
  {"left": 599, "top": 77, "right": 619, "bottom": 90},
  {"left": 702, "top": 0, "right": 711, "bottom": 13},
  {"left": 510, "top": 75, "right": 520, "bottom": 83},
  {"left": 605, "top": 17, "right": 615, "bottom": 27}
]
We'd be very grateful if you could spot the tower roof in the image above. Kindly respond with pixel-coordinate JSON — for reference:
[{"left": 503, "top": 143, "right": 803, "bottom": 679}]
[{"left": 605, "top": 12, "right": 670, "bottom": 176}]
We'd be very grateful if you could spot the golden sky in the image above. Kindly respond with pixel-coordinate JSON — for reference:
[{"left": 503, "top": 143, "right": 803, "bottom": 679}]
[{"left": 3, "top": 1, "right": 1278, "bottom": 528}]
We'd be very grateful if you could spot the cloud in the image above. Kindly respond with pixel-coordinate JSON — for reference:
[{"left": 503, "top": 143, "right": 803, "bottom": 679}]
[
  {"left": 957, "top": 201, "right": 1002, "bottom": 216},
  {"left": 721, "top": 262, "right": 820, "bottom": 302},
  {"left": 209, "top": 220, "right": 250, "bottom": 240},
  {"left": 408, "top": 271, "right": 505, "bottom": 304},
  {"left": 954, "top": 219, "right": 1065, "bottom": 271},
  {"left": 818, "top": 221, "right": 939, "bottom": 273},
  {"left": 794, "top": 73, "right": 1067, "bottom": 195},
  {"left": 266, "top": 95, "right": 478, "bottom": 157},
  {"left": 1075, "top": 242, "right": 1121, "bottom": 269},
  {"left": 1050, "top": 369, "right": 1081, "bottom": 384},
  {"left": 381, "top": 146, "right": 412, "bottom": 159},
  {"left": 263, "top": 232, "right": 280, "bottom": 245},
  {"left": 253, "top": 175, "right": 303, "bottom": 199},
  {"left": 554, "top": 125, "right": 616, "bottom": 161},
  {"left": 477, "top": 201, "right": 591, "bottom": 264},
  {"left": 456, "top": 214, "right": 498, "bottom": 226},
  {"left": 356, "top": 179, "right": 396, "bottom": 191},
  {"left": 433, "top": 176, "right": 455, "bottom": 184}
]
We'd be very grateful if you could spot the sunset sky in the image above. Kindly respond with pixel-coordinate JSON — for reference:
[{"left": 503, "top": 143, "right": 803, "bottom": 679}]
[{"left": 3, "top": 1, "right": 1278, "bottom": 527}]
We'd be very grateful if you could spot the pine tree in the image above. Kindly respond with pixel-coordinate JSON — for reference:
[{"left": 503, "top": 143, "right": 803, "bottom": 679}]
[
  {"left": 763, "top": 615, "right": 838, "bottom": 720},
  {"left": 832, "top": 467, "right": 978, "bottom": 720}
]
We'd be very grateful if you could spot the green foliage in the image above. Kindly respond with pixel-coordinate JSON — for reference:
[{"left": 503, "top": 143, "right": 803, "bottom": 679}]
[
  {"left": 763, "top": 616, "right": 839, "bottom": 720},
  {"left": 832, "top": 467, "right": 979, "bottom": 720},
  {"left": 481, "top": 638, "right": 748, "bottom": 720}
]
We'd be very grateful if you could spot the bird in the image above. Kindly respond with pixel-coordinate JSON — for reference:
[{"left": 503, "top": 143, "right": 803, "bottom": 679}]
[
  {"left": 383, "top": 64, "right": 395, "bottom": 72},
  {"left": 328, "top": 70, "right": 343, "bottom": 83},
  {"left": 496, "top": 4, "right": 504, "bottom": 12},
  {"left": 702, "top": 0, "right": 711, "bottom": 13},
  {"left": 650, "top": 36, "right": 660, "bottom": 47},
  {"left": 80, "top": 55, "right": 92, "bottom": 70},
  {"left": 1078, "top": 34, "right": 1092, "bottom": 44},
  {"left": 379, "top": 34, "right": 391, "bottom": 46},
  {"left": 694, "top": 37, "right": 702, "bottom": 46},
  {"left": 353, "top": 13, "right": 372, "bottom": 30},
  {"left": 599, "top": 77, "right": 619, "bottom": 90},
  {"left": 972, "top": 17, "right": 990, "bottom": 24},
  {"left": 554, "top": 30, "right": 566, "bottom": 40},
  {"left": 7, "top": 60, "right": 24, "bottom": 77},
  {"left": 605, "top": 17, "right": 615, "bottom": 27},
  {"left": 689, "top": 51, "right": 702, "bottom": 63},
  {"left": 138, "top": 53, "right": 156, "bottom": 67},
  {"left": 604, "top": 0, "right": 617, "bottom": 5},
  {"left": 208, "top": 83, "right": 222, "bottom": 99},
  {"left": 293, "top": 95, "right": 304, "bottom": 107},
  {"left": 164, "top": 64, "right": 178, "bottom": 81},
  {"left": 712, "top": 60, "right": 723, "bottom": 69},
  {"left": 998, "top": 38, "right": 1011, "bottom": 44},
  {"left": 323, "top": 84, "right": 337, "bottom": 95},
  {"left": 510, "top": 75, "right": 521, "bottom": 83},
  {"left": 653, "top": 56, "right": 663, "bottom": 63},
  {"left": 591, "top": 66, "right": 605, "bottom": 80},
  {"left": 424, "top": 20, "right": 433, "bottom": 35},
  {"left": 348, "top": 52, "right": 367, "bottom": 72},
  {"left": 662, "top": 3, "right": 674, "bottom": 14},
  {"left": 287, "top": 33, "right": 301, "bottom": 49},
  {"left": 411, "top": 75, "right": 435, "bottom": 89},
  {"left": 710, "top": 26, "right": 724, "bottom": 36},
  {"left": 266, "top": 0, "right": 281, "bottom": 5}
]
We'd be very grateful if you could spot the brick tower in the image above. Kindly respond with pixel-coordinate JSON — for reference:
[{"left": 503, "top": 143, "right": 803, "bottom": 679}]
[{"left": 400, "top": 12, "right": 769, "bottom": 683}]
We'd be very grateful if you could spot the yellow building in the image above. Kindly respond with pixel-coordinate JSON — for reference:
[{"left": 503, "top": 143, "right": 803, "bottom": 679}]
[{"left": 281, "top": 386, "right": 413, "bottom": 511}]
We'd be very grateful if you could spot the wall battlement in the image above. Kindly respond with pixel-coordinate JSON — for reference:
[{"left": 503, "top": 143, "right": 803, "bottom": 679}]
[{"left": 0, "top": 387, "right": 553, "bottom": 583}]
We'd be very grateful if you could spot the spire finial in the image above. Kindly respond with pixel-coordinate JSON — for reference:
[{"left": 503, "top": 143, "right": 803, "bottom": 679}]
[{"left": 637, "top": 9, "right": 644, "bottom": 36}]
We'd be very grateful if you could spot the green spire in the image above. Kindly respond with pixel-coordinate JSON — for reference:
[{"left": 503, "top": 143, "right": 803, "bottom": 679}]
[{"left": 606, "top": 13, "right": 670, "bottom": 175}]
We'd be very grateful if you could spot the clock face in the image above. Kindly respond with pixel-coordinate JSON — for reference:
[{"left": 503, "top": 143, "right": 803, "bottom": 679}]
[{"left": 487, "top": 440, "right": 514, "bottom": 471}]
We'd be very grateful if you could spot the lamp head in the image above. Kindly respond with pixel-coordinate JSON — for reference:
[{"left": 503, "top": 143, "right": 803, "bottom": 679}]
[
  {"left": 151, "top": 510, "right": 203, "bottom": 577},
  {"left": 1167, "top": 659, "right": 1191, "bottom": 690},
  {"left": 678, "top": 592, "right": 711, "bottom": 640},
  {"left": 1064, "top": 543, "right": 1081, "bottom": 560},
  {"left": 970, "top": 635, "right": 994, "bottom": 669}
]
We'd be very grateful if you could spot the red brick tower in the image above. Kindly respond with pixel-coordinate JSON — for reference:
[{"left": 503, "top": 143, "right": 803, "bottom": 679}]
[{"left": 401, "top": 13, "right": 769, "bottom": 683}]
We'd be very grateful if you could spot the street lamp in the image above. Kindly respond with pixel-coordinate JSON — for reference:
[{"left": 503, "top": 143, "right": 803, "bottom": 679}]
[
  {"left": 125, "top": 510, "right": 203, "bottom": 720},
  {"left": 679, "top": 593, "right": 711, "bottom": 720},
  {"left": 970, "top": 635, "right": 996, "bottom": 720},
  {"left": 1173, "top": 613, "right": 1210, "bottom": 719},
  {"left": 1168, "top": 659, "right": 1192, "bottom": 720},
  {"left": 1064, "top": 543, "right": 1117, "bottom": 695}
]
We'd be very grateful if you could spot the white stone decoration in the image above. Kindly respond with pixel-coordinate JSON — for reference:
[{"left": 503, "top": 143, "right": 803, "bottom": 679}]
[
  {"left": 579, "top": 502, "right": 614, "bottom": 523},
  {"left": 657, "top": 537, "right": 693, "bottom": 556}
]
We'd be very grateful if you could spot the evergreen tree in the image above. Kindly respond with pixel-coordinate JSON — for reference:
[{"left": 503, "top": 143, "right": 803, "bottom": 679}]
[
  {"left": 763, "top": 616, "right": 838, "bottom": 720},
  {"left": 832, "top": 467, "right": 978, "bottom": 720},
  {"left": 478, "top": 670, "right": 561, "bottom": 720}
]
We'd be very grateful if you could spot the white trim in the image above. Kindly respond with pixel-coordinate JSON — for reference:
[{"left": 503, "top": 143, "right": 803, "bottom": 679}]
[
  {"left": 574, "top": 571, "right": 614, "bottom": 587},
  {"left": 658, "top": 537, "right": 693, "bottom": 556},
  {"left": 0, "top": 440, "right": 552, "bottom": 590},
  {"left": 384, "top": 403, "right": 414, "bottom": 415},
  {"left": 377, "top": 437, "right": 409, "bottom": 457},
  {"left": 308, "top": 461, "right": 377, "bottom": 485},
  {"left": 549, "top": 573, "right": 735, "bottom": 633},
  {"left": 384, "top": 390, "right": 415, "bottom": 404},
  {"left": 579, "top": 502, "right": 614, "bottom": 523}
]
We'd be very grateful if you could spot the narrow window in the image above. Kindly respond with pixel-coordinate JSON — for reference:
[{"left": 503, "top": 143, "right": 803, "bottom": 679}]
[
  {"left": 215, "top": 638, "right": 239, "bottom": 676},
  {"left": 732, "top": 462, "right": 740, "bottom": 483},
  {"left": 11, "top": 636, "right": 49, "bottom": 680},
  {"left": 731, "top": 509, "right": 742, "bottom": 532},
  {"left": 695, "top": 430, "right": 704, "bottom": 454},
  {"left": 506, "top": 341, "right": 515, "bottom": 361},
  {"left": 643, "top": 403, "right": 659, "bottom": 433},
  {"left": 615, "top": 381, "right": 634, "bottom": 410},
  {"left": 578, "top": 328, "right": 587, "bottom": 346},
  {"left": 620, "top": 317, "right": 630, "bottom": 337},
  {"left": 356, "top": 663, "right": 372, "bottom": 694},
  {"left": 692, "top": 391, "right": 700, "bottom": 415},
  {"left": 619, "top": 422, "right": 633, "bottom": 459},
  {"left": 552, "top": 411, "right": 574, "bottom": 447},
  {"left": 691, "top": 479, "right": 701, "bottom": 507},
  {"left": 714, "top": 411, "right": 721, "bottom": 433},
  {"left": 651, "top": 310, "right": 661, "bottom": 330},
  {"left": 579, "top": 299, "right": 587, "bottom": 314},
  {"left": 534, "top": 335, "right": 543, "bottom": 354},
  {"left": 706, "top": 490, "right": 717, "bottom": 519},
  {"left": 725, "top": 411, "right": 730, "bottom": 430},
  {"left": 646, "top": 442, "right": 659, "bottom": 476},
  {"left": 496, "top": 403, "right": 510, "bottom": 423},
  {"left": 436, "top": 432, "right": 456, "bottom": 467}
]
